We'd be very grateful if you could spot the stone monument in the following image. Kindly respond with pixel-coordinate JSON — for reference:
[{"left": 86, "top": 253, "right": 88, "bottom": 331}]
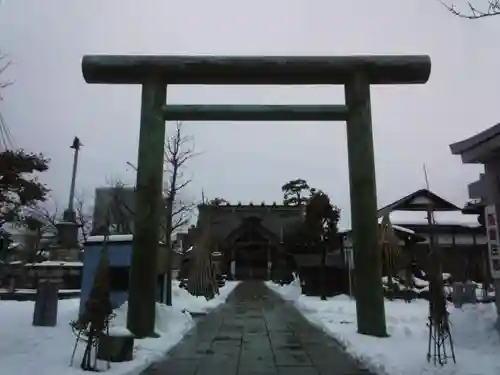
[
  {"left": 32, "top": 264, "right": 63, "bottom": 326},
  {"left": 450, "top": 123, "right": 500, "bottom": 327},
  {"left": 52, "top": 137, "right": 82, "bottom": 261}
]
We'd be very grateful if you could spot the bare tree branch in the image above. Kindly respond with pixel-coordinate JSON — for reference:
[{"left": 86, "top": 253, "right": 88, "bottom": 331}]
[
  {"left": 161, "top": 121, "right": 199, "bottom": 305},
  {"left": 439, "top": 0, "right": 500, "bottom": 19},
  {"left": 103, "top": 178, "right": 135, "bottom": 235},
  {"left": 102, "top": 122, "right": 198, "bottom": 242},
  {"left": 0, "top": 52, "right": 14, "bottom": 150},
  {"left": 28, "top": 191, "right": 93, "bottom": 243},
  {"left": 25, "top": 203, "right": 60, "bottom": 235},
  {"left": 163, "top": 121, "right": 200, "bottom": 236},
  {"left": 169, "top": 199, "right": 195, "bottom": 233},
  {"left": 74, "top": 193, "right": 93, "bottom": 242}
]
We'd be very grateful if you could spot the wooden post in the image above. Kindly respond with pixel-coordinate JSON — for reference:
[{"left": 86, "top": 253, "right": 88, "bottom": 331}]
[
  {"left": 127, "top": 80, "right": 167, "bottom": 338},
  {"left": 345, "top": 72, "right": 387, "bottom": 337},
  {"left": 164, "top": 196, "right": 174, "bottom": 306},
  {"left": 320, "top": 242, "right": 327, "bottom": 300},
  {"left": 267, "top": 243, "right": 271, "bottom": 280}
]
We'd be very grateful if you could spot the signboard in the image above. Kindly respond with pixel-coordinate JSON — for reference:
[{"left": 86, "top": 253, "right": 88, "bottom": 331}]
[
  {"left": 344, "top": 247, "right": 354, "bottom": 270},
  {"left": 230, "top": 260, "right": 236, "bottom": 277},
  {"left": 485, "top": 205, "right": 500, "bottom": 278}
]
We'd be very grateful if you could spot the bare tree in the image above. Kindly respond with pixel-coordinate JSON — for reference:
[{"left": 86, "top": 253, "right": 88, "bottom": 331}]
[
  {"left": 102, "top": 177, "right": 194, "bottom": 237},
  {"left": 28, "top": 191, "right": 93, "bottom": 243},
  {"left": 110, "top": 122, "right": 198, "bottom": 305},
  {"left": 90, "top": 178, "right": 135, "bottom": 236},
  {"left": 74, "top": 193, "right": 93, "bottom": 242},
  {"left": 107, "top": 179, "right": 134, "bottom": 235},
  {"left": 167, "top": 195, "right": 195, "bottom": 235},
  {"left": 439, "top": 0, "right": 500, "bottom": 18},
  {"left": 27, "top": 204, "right": 59, "bottom": 236},
  {"left": 162, "top": 121, "right": 199, "bottom": 305},
  {"left": 0, "top": 51, "right": 14, "bottom": 150}
]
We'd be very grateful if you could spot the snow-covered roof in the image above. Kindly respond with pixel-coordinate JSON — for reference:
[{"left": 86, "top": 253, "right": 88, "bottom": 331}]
[
  {"left": 377, "top": 217, "right": 416, "bottom": 234},
  {"left": 390, "top": 224, "right": 416, "bottom": 235},
  {"left": 341, "top": 221, "right": 417, "bottom": 235},
  {"left": 25, "top": 261, "right": 83, "bottom": 267},
  {"left": 8, "top": 242, "right": 21, "bottom": 250},
  {"left": 386, "top": 210, "right": 480, "bottom": 227},
  {"left": 86, "top": 234, "right": 172, "bottom": 246},
  {"left": 173, "top": 245, "right": 193, "bottom": 255},
  {"left": 85, "top": 234, "right": 134, "bottom": 243}
]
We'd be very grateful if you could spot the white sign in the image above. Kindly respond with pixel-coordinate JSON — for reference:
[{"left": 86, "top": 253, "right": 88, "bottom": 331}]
[
  {"left": 344, "top": 247, "right": 354, "bottom": 270},
  {"left": 485, "top": 205, "right": 500, "bottom": 279},
  {"left": 230, "top": 260, "right": 236, "bottom": 277}
]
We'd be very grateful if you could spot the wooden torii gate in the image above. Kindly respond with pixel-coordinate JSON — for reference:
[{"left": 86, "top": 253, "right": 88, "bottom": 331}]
[{"left": 81, "top": 54, "right": 431, "bottom": 338}]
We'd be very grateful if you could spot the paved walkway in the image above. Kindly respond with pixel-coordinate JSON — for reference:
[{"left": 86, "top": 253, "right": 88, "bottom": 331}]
[{"left": 145, "top": 282, "right": 373, "bottom": 375}]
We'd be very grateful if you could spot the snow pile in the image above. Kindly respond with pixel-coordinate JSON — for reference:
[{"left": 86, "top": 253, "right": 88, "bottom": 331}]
[
  {"left": 267, "top": 274, "right": 302, "bottom": 301},
  {"left": 0, "top": 281, "right": 239, "bottom": 375},
  {"left": 171, "top": 280, "right": 239, "bottom": 313},
  {"left": 267, "top": 281, "right": 500, "bottom": 375}
]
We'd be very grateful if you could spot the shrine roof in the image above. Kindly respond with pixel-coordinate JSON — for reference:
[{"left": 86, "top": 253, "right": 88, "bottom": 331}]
[
  {"left": 376, "top": 189, "right": 480, "bottom": 228},
  {"left": 377, "top": 189, "right": 460, "bottom": 217},
  {"left": 449, "top": 123, "right": 500, "bottom": 164},
  {"left": 450, "top": 123, "right": 500, "bottom": 154},
  {"left": 198, "top": 202, "right": 303, "bottom": 210}
]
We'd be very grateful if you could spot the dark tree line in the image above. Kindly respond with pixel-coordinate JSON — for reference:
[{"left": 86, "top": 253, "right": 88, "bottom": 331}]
[
  {"left": 281, "top": 178, "right": 340, "bottom": 253},
  {"left": 280, "top": 178, "right": 341, "bottom": 299},
  {"left": 0, "top": 50, "right": 51, "bottom": 262}
]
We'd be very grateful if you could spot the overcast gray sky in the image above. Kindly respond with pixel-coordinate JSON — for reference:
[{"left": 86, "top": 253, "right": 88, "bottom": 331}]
[{"left": 0, "top": 0, "right": 497, "bottom": 227}]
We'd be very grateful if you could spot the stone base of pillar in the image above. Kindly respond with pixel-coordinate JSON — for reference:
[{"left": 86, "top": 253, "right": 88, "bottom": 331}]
[{"left": 56, "top": 220, "right": 79, "bottom": 248}]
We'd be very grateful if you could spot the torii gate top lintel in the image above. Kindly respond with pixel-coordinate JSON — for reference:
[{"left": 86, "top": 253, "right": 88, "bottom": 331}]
[{"left": 82, "top": 54, "right": 431, "bottom": 85}]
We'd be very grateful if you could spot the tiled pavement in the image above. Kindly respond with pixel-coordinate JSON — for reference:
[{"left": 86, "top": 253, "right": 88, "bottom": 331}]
[{"left": 144, "top": 282, "right": 373, "bottom": 375}]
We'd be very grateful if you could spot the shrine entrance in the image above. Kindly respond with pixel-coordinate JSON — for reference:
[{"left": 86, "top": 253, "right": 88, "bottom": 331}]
[
  {"left": 82, "top": 54, "right": 431, "bottom": 338},
  {"left": 225, "top": 217, "right": 277, "bottom": 280}
]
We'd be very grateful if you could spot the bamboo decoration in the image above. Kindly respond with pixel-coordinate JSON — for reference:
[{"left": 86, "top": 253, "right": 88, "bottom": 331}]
[
  {"left": 70, "top": 234, "right": 114, "bottom": 371},
  {"left": 379, "top": 215, "right": 401, "bottom": 294},
  {"left": 187, "top": 225, "right": 219, "bottom": 300},
  {"left": 426, "top": 207, "right": 456, "bottom": 366},
  {"left": 423, "top": 165, "right": 456, "bottom": 366}
]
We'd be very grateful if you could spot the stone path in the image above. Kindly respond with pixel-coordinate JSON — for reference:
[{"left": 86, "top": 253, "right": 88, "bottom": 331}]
[{"left": 144, "top": 282, "right": 373, "bottom": 375}]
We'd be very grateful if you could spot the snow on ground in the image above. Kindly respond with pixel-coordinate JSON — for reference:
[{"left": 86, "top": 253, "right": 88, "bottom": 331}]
[
  {"left": 267, "top": 279, "right": 500, "bottom": 375},
  {"left": 0, "top": 281, "right": 239, "bottom": 375},
  {"left": 171, "top": 280, "right": 239, "bottom": 314}
]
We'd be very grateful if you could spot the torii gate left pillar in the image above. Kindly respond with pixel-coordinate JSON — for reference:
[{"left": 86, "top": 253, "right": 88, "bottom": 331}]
[{"left": 82, "top": 55, "right": 431, "bottom": 338}]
